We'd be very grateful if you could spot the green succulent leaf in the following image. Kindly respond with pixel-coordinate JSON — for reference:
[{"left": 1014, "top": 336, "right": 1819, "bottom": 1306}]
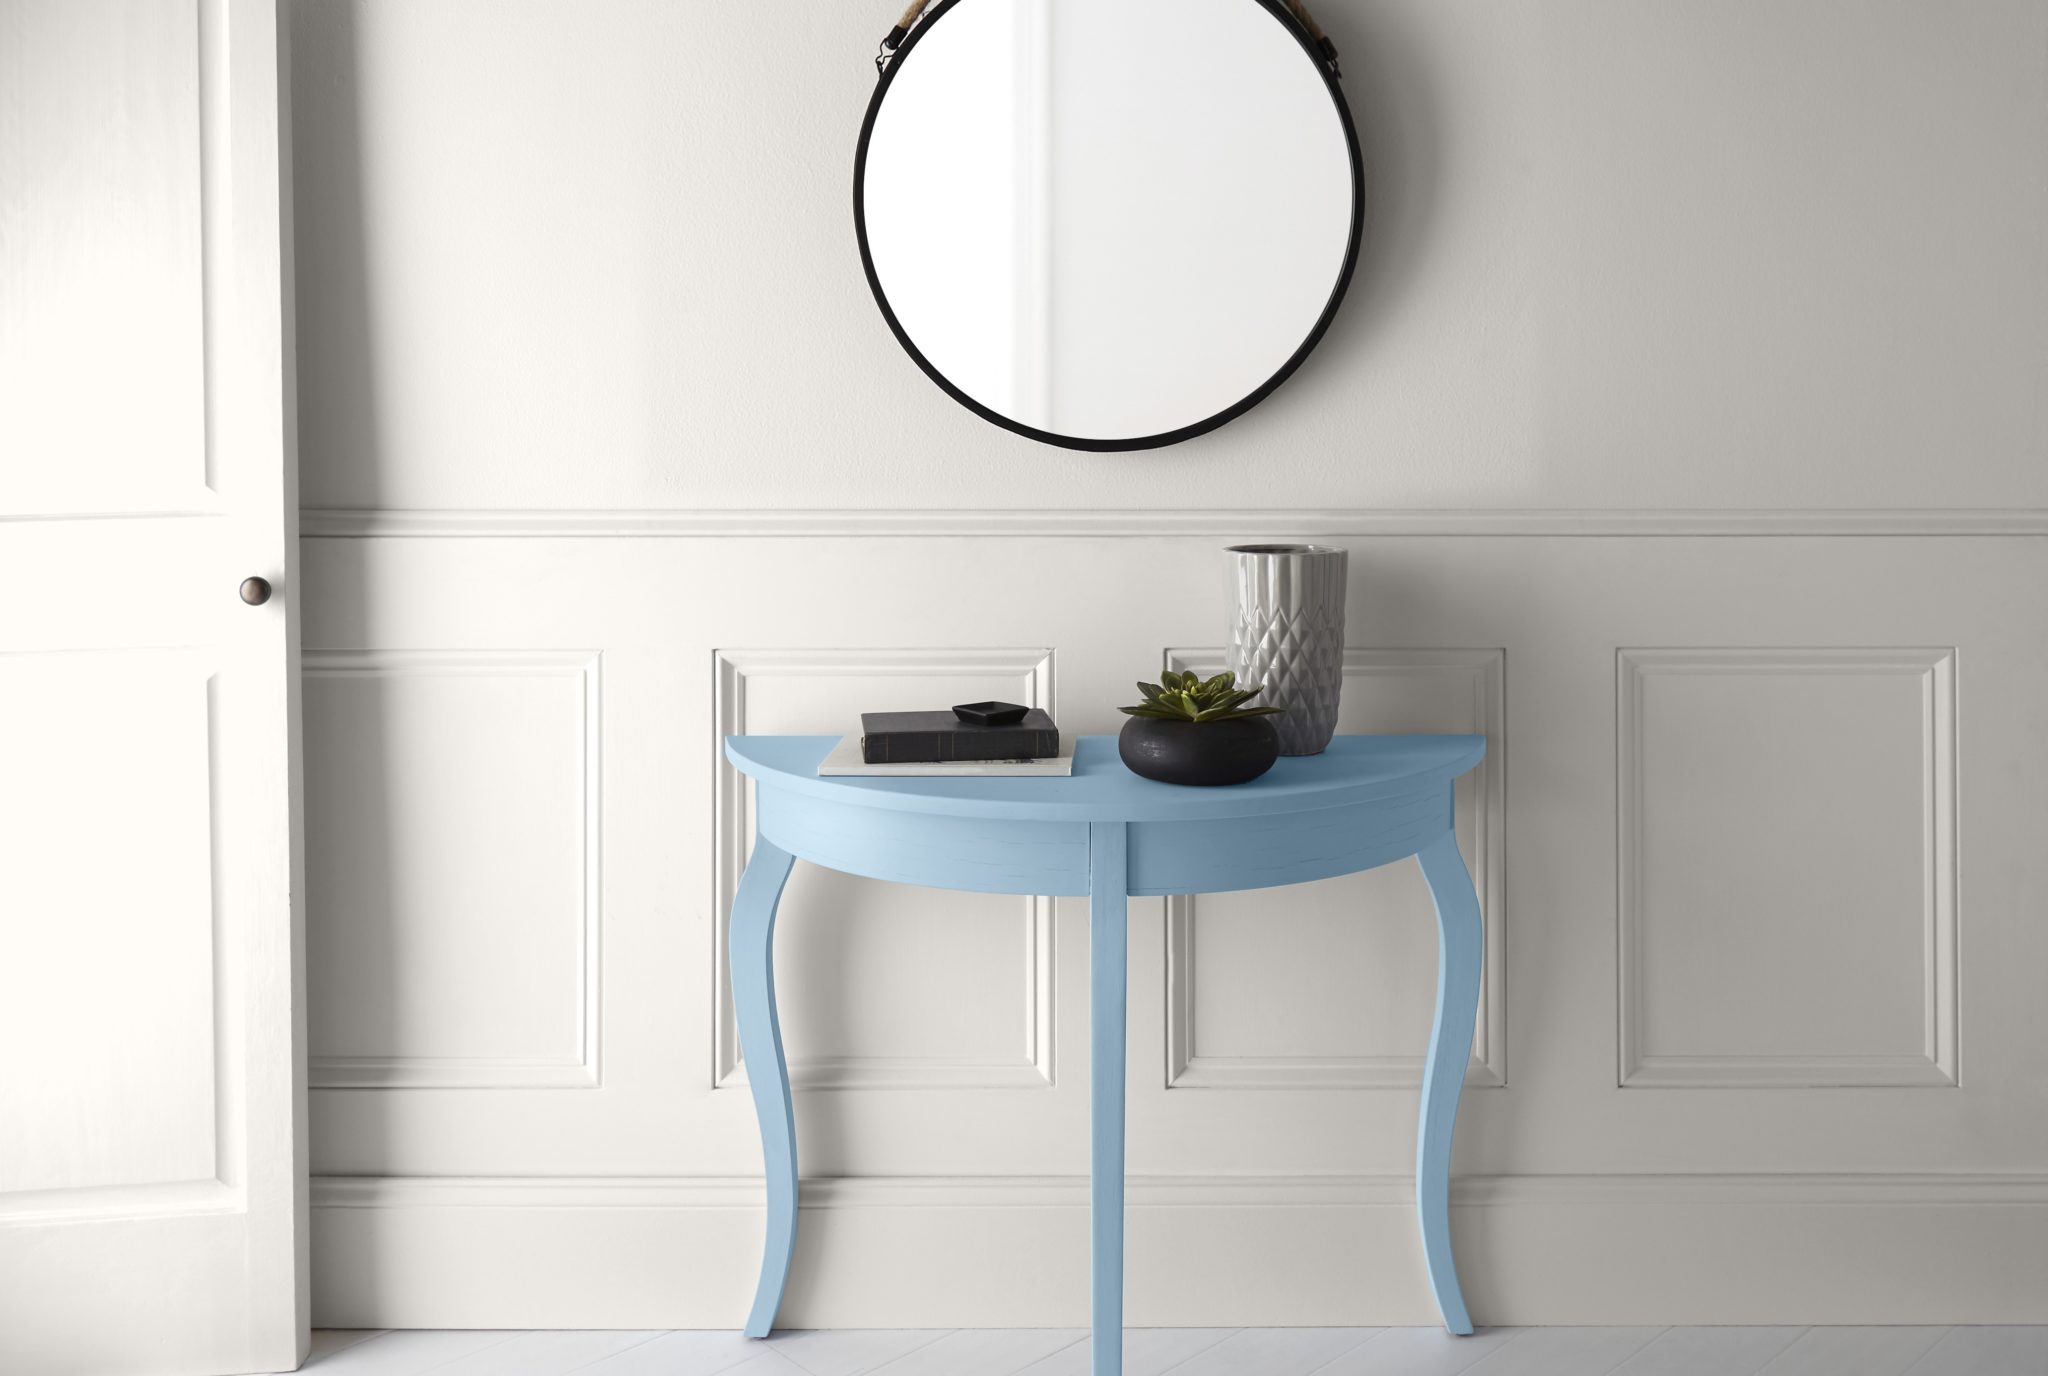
[{"left": 1118, "top": 670, "right": 1286, "bottom": 724}]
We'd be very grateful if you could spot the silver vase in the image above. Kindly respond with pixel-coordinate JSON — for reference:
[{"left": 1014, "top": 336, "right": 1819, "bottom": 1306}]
[{"left": 1226, "top": 544, "right": 1348, "bottom": 756}]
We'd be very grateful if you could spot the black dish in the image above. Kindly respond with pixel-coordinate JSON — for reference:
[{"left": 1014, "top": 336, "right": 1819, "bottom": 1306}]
[
  {"left": 1118, "top": 715, "right": 1280, "bottom": 787},
  {"left": 952, "top": 700, "right": 1030, "bottom": 726}
]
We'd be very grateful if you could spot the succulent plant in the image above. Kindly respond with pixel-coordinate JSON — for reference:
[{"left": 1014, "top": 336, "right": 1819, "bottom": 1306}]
[{"left": 1119, "top": 669, "right": 1286, "bottom": 724}]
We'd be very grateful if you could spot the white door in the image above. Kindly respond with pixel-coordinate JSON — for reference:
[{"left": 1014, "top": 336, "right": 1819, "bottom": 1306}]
[{"left": 0, "top": 1, "right": 305, "bottom": 1372}]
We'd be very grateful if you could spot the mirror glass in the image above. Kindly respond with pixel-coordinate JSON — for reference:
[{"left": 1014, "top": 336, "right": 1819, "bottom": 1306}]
[{"left": 857, "top": 0, "right": 1360, "bottom": 451}]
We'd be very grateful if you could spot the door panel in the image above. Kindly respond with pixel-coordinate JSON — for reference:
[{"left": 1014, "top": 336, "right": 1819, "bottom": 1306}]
[
  {"left": 0, "top": 651, "right": 220, "bottom": 1195},
  {"left": 0, "top": 1, "right": 304, "bottom": 1371},
  {"left": 0, "top": 0, "right": 210, "bottom": 517}
]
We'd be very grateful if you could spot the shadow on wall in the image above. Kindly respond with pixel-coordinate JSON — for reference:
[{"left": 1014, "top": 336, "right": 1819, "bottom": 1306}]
[
  {"left": 289, "top": 0, "right": 381, "bottom": 503},
  {"left": 1287, "top": 0, "right": 1442, "bottom": 394},
  {"left": 289, "top": 0, "right": 401, "bottom": 1168}
]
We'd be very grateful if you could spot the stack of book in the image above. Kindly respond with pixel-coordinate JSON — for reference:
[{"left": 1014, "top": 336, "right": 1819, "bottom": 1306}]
[{"left": 817, "top": 704, "right": 1071, "bottom": 776}]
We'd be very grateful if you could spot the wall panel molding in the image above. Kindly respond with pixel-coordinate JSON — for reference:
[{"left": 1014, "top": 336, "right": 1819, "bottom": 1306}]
[
  {"left": 1162, "top": 649, "right": 1506, "bottom": 1089},
  {"left": 300, "top": 507, "right": 2048, "bottom": 539},
  {"left": 711, "top": 648, "right": 1057, "bottom": 1090},
  {"left": 302, "top": 649, "right": 604, "bottom": 1090},
  {"left": 1617, "top": 647, "right": 1958, "bottom": 1089}
]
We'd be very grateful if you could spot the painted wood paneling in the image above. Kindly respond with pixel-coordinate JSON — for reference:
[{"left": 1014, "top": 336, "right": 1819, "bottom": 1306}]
[
  {"left": 1617, "top": 649, "right": 1957, "bottom": 1088},
  {"left": 1163, "top": 649, "right": 1504, "bottom": 1089},
  {"left": 713, "top": 651, "right": 1057, "bottom": 1090},
  {"left": 303, "top": 651, "right": 601, "bottom": 1090},
  {"left": 299, "top": 532, "right": 2048, "bottom": 1323}
]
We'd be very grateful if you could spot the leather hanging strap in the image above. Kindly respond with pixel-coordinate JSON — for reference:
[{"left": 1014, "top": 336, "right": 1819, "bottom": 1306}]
[
  {"left": 876, "top": 0, "right": 1339, "bottom": 77},
  {"left": 876, "top": 0, "right": 932, "bottom": 71},
  {"left": 1283, "top": 0, "right": 1343, "bottom": 76}
]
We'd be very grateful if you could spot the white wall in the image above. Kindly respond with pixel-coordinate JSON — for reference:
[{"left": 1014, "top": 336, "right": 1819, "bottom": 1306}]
[{"left": 288, "top": 0, "right": 2048, "bottom": 1327}]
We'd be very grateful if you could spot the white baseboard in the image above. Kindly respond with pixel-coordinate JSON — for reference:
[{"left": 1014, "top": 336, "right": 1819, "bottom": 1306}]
[{"left": 311, "top": 1173, "right": 2048, "bottom": 1328}]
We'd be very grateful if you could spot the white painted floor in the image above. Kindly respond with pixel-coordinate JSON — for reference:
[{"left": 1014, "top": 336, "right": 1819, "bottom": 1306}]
[{"left": 285, "top": 1327, "right": 2048, "bottom": 1376}]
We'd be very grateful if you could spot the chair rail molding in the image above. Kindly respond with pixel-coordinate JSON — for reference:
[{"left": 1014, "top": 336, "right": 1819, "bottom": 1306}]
[{"left": 299, "top": 507, "right": 2048, "bottom": 540}]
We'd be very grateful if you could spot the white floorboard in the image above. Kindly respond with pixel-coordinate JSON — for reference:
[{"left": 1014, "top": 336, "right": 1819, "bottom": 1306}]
[
  {"left": 861, "top": 1328, "right": 1086, "bottom": 1375},
  {"left": 1011, "top": 1328, "right": 1236, "bottom": 1375},
  {"left": 1462, "top": 1327, "right": 1664, "bottom": 1376},
  {"left": 304, "top": 1332, "right": 389, "bottom": 1364},
  {"left": 767, "top": 1330, "right": 953, "bottom": 1376},
  {"left": 280, "top": 1327, "right": 2048, "bottom": 1376},
  {"left": 1161, "top": 1326, "right": 1379, "bottom": 1375},
  {"left": 717, "top": 1353, "right": 813, "bottom": 1376},
  {"left": 282, "top": 1330, "right": 522, "bottom": 1374},
  {"left": 1312, "top": 1325, "right": 1523, "bottom": 1376},
  {"left": 573, "top": 1330, "right": 785, "bottom": 1376},
  {"left": 1755, "top": 1327, "right": 1949, "bottom": 1376},
  {"left": 1902, "top": 1327, "right": 2048, "bottom": 1376},
  {"left": 430, "top": 1330, "right": 662, "bottom": 1374},
  {"left": 1610, "top": 1327, "right": 1805, "bottom": 1376}
]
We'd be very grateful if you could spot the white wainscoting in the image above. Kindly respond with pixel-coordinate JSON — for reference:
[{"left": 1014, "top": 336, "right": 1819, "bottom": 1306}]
[
  {"left": 297, "top": 530, "right": 2048, "bottom": 1327},
  {"left": 1616, "top": 647, "right": 1959, "bottom": 1090},
  {"left": 710, "top": 649, "right": 1057, "bottom": 1091},
  {"left": 302, "top": 650, "right": 604, "bottom": 1091},
  {"left": 1162, "top": 648, "right": 1506, "bottom": 1090}
]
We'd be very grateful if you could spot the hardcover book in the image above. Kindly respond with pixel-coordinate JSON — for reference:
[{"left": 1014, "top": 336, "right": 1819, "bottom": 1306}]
[
  {"left": 860, "top": 709, "right": 1059, "bottom": 764},
  {"left": 818, "top": 734, "right": 1074, "bottom": 777}
]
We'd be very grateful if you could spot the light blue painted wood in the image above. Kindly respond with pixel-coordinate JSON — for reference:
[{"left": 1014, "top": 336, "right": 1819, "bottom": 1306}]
[
  {"left": 1125, "top": 788, "right": 1447, "bottom": 896},
  {"left": 1415, "top": 829, "right": 1485, "bottom": 1337},
  {"left": 760, "top": 788, "right": 1092, "bottom": 896},
  {"left": 729, "top": 837, "right": 798, "bottom": 1339},
  {"left": 721, "top": 733, "right": 1487, "bottom": 1351},
  {"left": 1089, "top": 822, "right": 1130, "bottom": 1376},
  {"left": 724, "top": 735, "right": 1485, "bottom": 822}
]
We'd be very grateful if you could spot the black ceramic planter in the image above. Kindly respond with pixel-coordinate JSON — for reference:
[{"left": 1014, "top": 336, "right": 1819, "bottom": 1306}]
[{"left": 1118, "top": 716, "right": 1281, "bottom": 787}]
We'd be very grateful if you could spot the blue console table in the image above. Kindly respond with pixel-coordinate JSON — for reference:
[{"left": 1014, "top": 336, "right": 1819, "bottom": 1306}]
[{"left": 724, "top": 733, "right": 1487, "bottom": 1374}]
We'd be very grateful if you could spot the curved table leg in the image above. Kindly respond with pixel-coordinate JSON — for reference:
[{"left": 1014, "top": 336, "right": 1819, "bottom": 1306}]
[
  {"left": 731, "top": 836, "right": 798, "bottom": 1338},
  {"left": 1088, "top": 821, "right": 1129, "bottom": 1376},
  {"left": 1415, "top": 827, "right": 1482, "bottom": 1336}
]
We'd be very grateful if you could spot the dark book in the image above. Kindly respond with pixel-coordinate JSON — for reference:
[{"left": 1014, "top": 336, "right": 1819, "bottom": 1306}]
[{"left": 861, "top": 709, "right": 1059, "bottom": 764}]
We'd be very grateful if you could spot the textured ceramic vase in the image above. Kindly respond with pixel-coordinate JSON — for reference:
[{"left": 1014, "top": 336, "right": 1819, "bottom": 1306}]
[{"left": 1226, "top": 544, "right": 1348, "bottom": 756}]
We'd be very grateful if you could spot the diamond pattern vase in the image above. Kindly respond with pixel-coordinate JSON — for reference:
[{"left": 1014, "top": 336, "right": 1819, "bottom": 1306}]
[{"left": 1226, "top": 544, "right": 1348, "bottom": 756}]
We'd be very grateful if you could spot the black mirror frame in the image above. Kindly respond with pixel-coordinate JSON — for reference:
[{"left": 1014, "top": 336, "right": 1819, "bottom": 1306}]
[{"left": 853, "top": 0, "right": 1365, "bottom": 453}]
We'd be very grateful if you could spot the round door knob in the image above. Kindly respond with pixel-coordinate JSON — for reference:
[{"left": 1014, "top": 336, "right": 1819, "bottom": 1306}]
[{"left": 240, "top": 576, "right": 273, "bottom": 606}]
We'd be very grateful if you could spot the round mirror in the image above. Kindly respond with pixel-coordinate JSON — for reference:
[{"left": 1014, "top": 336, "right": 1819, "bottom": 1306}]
[{"left": 856, "top": 0, "right": 1362, "bottom": 451}]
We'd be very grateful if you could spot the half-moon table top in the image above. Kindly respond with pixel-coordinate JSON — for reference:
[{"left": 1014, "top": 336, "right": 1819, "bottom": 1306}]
[{"left": 725, "top": 734, "right": 1485, "bottom": 823}]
